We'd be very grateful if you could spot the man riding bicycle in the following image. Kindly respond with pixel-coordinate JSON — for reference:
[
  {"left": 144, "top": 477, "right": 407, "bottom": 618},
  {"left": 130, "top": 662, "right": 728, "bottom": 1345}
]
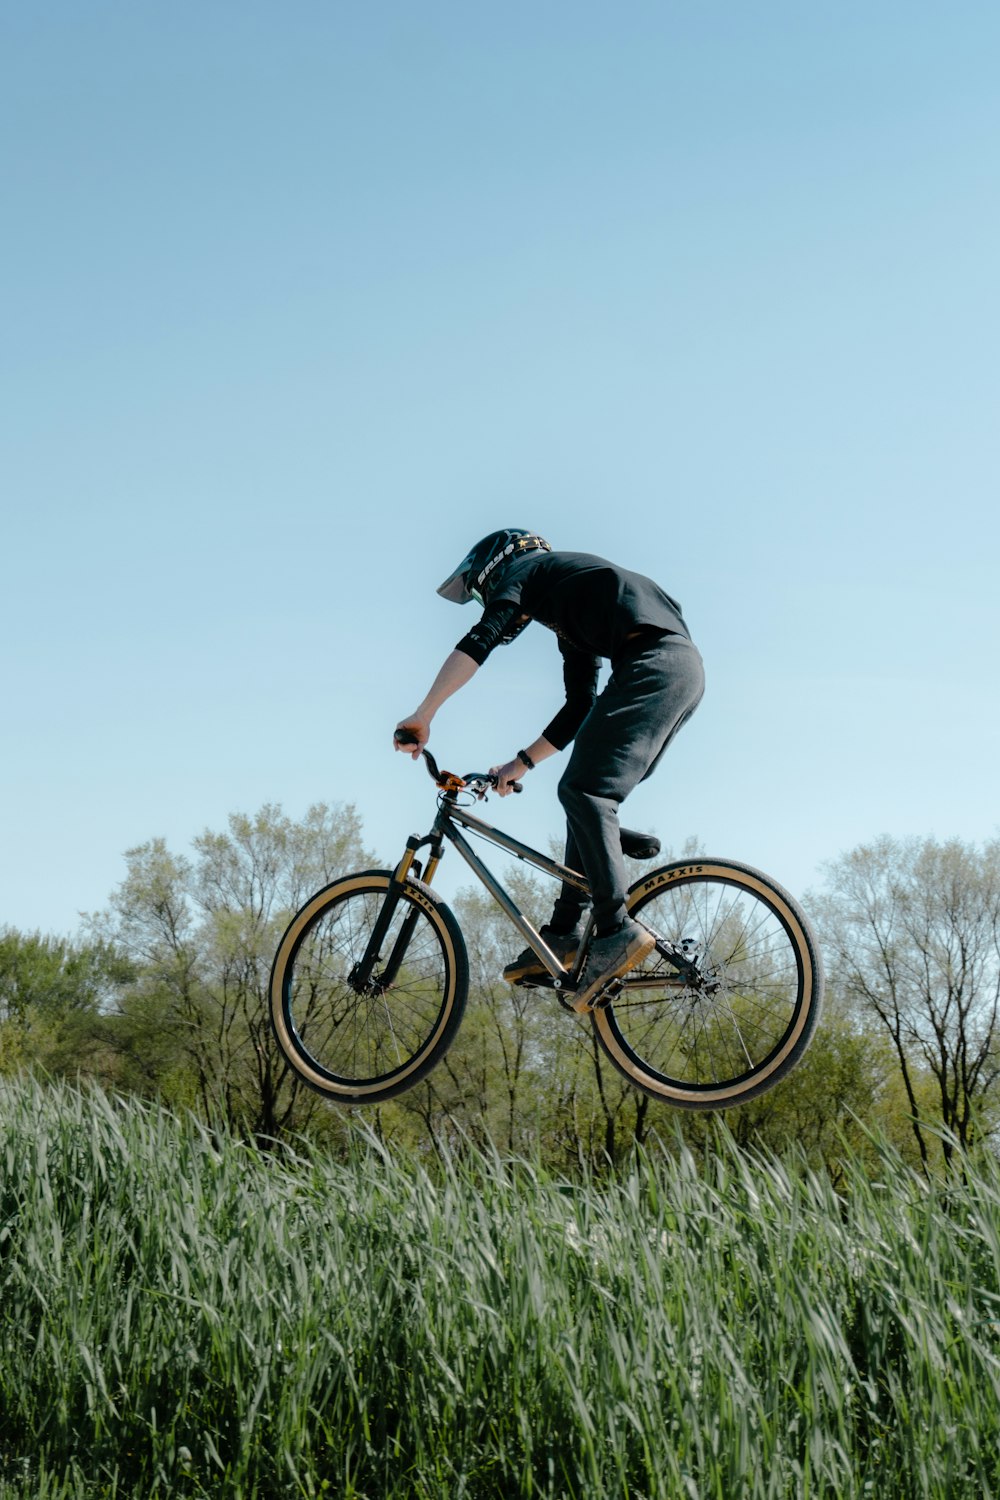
[{"left": 394, "top": 530, "right": 705, "bottom": 1013}]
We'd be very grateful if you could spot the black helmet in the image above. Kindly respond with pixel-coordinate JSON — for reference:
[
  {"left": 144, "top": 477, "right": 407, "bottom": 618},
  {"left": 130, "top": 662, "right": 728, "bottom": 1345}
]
[{"left": 437, "top": 529, "right": 551, "bottom": 606}]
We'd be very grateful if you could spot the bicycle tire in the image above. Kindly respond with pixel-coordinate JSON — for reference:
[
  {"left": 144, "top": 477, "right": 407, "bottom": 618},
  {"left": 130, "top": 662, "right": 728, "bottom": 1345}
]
[
  {"left": 592, "top": 858, "right": 824, "bottom": 1109},
  {"left": 269, "top": 869, "right": 469, "bottom": 1104}
]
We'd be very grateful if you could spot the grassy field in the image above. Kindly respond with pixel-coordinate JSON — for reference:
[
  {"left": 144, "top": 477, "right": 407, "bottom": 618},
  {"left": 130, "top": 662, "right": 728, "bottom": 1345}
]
[{"left": 1, "top": 1078, "right": 998, "bottom": 1499}]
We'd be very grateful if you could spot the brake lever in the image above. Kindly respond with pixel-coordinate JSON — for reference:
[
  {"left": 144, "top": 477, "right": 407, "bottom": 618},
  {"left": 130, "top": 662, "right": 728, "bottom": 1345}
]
[{"left": 465, "top": 774, "right": 522, "bottom": 797}]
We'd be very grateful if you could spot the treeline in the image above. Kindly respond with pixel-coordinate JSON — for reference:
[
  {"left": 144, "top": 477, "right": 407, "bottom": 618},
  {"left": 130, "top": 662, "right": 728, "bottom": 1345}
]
[{"left": 2, "top": 803, "right": 999, "bottom": 1178}]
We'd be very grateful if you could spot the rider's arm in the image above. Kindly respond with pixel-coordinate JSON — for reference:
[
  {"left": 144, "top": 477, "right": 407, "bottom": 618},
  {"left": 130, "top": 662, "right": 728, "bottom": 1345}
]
[
  {"left": 394, "top": 602, "right": 530, "bottom": 757},
  {"left": 394, "top": 649, "right": 479, "bottom": 757},
  {"left": 492, "top": 643, "right": 600, "bottom": 794},
  {"left": 492, "top": 735, "right": 559, "bottom": 795},
  {"left": 541, "top": 643, "right": 601, "bottom": 749},
  {"left": 454, "top": 601, "right": 528, "bottom": 663}
]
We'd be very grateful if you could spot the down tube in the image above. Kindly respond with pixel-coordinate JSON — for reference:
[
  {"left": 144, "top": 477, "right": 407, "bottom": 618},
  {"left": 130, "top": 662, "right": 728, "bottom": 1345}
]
[{"left": 440, "top": 822, "right": 582, "bottom": 979}]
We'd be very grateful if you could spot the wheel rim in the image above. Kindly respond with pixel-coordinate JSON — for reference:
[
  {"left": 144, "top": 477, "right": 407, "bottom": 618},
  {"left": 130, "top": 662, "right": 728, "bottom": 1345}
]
[
  {"left": 596, "top": 869, "right": 814, "bottom": 1101},
  {"left": 281, "top": 885, "right": 454, "bottom": 1091}
]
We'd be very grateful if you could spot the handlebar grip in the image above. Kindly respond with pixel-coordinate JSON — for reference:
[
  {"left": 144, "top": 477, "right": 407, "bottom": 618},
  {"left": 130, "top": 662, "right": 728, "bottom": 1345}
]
[{"left": 394, "top": 728, "right": 419, "bottom": 747}]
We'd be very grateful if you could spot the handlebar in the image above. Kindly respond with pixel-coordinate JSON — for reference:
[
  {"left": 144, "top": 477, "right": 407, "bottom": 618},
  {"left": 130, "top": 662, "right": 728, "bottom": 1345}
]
[{"left": 393, "top": 730, "right": 522, "bottom": 795}]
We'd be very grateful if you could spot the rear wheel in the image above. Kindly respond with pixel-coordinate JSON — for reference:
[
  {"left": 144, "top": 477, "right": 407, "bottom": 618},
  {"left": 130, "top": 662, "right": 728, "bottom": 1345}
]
[
  {"left": 270, "top": 870, "right": 468, "bottom": 1104},
  {"left": 592, "top": 859, "right": 823, "bottom": 1108}
]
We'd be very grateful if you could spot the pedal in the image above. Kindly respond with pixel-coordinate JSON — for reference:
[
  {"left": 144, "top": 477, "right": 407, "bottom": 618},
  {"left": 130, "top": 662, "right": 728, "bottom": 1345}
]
[{"left": 593, "top": 978, "right": 624, "bottom": 1011}]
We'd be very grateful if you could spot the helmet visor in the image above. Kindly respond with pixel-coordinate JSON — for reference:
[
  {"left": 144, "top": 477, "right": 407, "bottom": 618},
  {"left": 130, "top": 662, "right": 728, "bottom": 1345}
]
[{"left": 436, "top": 548, "right": 477, "bottom": 605}]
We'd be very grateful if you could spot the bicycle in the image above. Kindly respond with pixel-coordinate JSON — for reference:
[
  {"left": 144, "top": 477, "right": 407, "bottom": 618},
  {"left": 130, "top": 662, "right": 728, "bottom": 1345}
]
[{"left": 269, "top": 741, "right": 824, "bottom": 1110}]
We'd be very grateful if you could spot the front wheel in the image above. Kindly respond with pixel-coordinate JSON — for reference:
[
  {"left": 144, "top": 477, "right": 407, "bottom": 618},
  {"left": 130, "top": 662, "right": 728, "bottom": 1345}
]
[
  {"left": 592, "top": 859, "right": 824, "bottom": 1109},
  {"left": 270, "top": 870, "right": 468, "bottom": 1104}
]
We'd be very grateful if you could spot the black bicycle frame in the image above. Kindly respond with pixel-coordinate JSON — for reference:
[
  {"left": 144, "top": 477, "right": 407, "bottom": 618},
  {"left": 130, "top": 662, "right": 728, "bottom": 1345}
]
[
  {"left": 352, "top": 786, "right": 698, "bottom": 996},
  {"left": 405, "top": 795, "right": 591, "bottom": 984}
]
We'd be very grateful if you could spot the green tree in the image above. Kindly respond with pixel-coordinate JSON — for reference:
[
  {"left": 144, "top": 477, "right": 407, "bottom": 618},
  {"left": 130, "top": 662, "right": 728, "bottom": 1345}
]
[
  {"left": 676, "top": 998, "right": 927, "bottom": 1182},
  {"left": 89, "top": 802, "right": 372, "bottom": 1145},
  {"left": 377, "top": 863, "right": 674, "bottom": 1171},
  {"left": 814, "top": 835, "right": 1000, "bottom": 1169},
  {"left": 0, "top": 927, "right": 129, "bottom": 1077},
  {"left": 373, "top": 869, "right": 567, "bottom": 1159}
]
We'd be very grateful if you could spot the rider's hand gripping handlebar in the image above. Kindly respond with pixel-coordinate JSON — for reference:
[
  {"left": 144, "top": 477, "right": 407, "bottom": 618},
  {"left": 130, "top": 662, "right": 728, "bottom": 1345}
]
[{"left": 393, "top": 729, "right": 522, "bottom": 796}]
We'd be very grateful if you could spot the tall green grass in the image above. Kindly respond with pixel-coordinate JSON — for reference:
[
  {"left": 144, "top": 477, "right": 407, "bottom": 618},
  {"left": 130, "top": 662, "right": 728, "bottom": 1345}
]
[{"left": 1, "top": 1077, "right": 998, "bottom": 1499}]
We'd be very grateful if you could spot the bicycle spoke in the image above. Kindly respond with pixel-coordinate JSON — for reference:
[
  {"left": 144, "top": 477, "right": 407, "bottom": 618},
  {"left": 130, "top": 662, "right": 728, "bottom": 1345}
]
[
  {"left": 592, "top": 863, "right": 820, "bottom": 1105},
  {"left": 272, "top": 874, "right": 467, "bottom": 1099}
]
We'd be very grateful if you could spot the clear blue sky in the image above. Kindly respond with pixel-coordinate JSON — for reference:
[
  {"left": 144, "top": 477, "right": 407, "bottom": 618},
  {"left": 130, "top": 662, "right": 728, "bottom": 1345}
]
[{"left": 3, "top": 2, "right": 998, "bottom": 937}]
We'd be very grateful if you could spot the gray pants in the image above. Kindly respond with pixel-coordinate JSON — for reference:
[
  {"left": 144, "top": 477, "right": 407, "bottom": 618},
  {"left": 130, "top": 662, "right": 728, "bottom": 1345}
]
[{"left": 552, "top": 631, "right": 705, "bottom": 933}]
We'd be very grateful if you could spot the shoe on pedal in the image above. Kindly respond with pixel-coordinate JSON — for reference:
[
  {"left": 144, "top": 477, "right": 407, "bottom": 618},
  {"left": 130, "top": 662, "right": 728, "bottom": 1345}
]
[
  {"left": 571, "top": 918, "right": 655, "bottom": 1014},
  {"left": 502, "top": 924, "right": 585, "bottom": 984}
]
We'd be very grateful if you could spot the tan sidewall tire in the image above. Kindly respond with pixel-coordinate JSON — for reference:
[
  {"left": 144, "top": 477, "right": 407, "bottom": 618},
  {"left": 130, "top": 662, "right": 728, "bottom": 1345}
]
[
  {"left": 269, "top": 870, "right": 468, "bottom": 1103},
  {"left": 592, "top": 858, "right": 824, "bottom": 1108}
]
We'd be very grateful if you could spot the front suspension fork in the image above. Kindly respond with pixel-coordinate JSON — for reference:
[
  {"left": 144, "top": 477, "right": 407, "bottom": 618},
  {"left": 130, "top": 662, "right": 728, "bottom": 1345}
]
[{"left": 348, "top": 836, "right": 443, "bottom": 992}]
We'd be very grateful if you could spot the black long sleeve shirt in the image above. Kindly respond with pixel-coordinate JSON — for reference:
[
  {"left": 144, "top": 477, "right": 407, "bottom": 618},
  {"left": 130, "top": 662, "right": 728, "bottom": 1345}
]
[{"left": 454, "top": 551, "right": 692, "bottom": 750}]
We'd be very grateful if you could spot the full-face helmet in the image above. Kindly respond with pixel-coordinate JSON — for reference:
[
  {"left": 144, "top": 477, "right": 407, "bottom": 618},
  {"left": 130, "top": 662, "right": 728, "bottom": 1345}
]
[{"left": 436, "top": 529, "right": 551, "bottom": 606}]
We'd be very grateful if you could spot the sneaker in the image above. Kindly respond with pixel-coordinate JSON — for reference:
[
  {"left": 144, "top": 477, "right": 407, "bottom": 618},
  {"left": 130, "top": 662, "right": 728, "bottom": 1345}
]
[
  {"left": 571, "top": 918, "right": 656, "bottom": 1013},
  {"left": 502, "top": 924, "right": 585, "bottom": 983}
]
